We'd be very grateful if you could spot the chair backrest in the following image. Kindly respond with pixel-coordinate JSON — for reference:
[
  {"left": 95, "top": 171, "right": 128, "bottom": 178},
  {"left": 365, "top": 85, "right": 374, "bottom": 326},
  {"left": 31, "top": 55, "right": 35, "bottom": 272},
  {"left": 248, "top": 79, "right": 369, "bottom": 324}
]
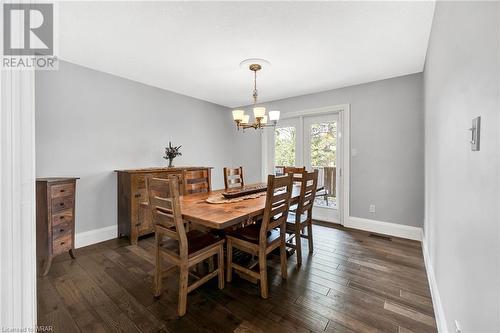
[
  {"left": 146, "top": 177, "right": 188, "bottom": 257},
  {"left": 280, "top": 166, "right": 306, "bottom": 181},
  {"left": 183, "top": 169, "right": 211, "bottom": 194},
  {"left": 260, "top": 174, "right": 293, "bottom": 243},
  {"left": 223, "top": 166, "right": 244, "bottom": 189},
  {"left": 297, "top": 170, "right": 319, "bottom": 215}
]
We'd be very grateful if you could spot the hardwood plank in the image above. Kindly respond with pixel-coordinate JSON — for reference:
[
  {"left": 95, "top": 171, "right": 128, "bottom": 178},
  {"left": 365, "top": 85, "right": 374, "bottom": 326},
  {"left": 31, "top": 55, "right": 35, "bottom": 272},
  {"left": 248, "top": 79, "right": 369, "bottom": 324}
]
[
  {"left": 38, "top": 224, "right": 437, "bottom": 333},
  {"left": 78, "top": 253, "right": 166, "bottom": 332},
  {"left": 384, "top": 301, "right": 437, "bottom": 328}
]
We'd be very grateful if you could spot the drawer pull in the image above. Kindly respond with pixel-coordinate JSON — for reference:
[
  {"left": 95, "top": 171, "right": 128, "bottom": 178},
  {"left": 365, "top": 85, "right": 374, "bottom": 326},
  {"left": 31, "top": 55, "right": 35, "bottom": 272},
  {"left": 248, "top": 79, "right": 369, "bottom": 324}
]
[
  {"left": 60, "top": 189, "right": 65, "bottom": 193},
  {"left": 60, "top": 216, "right": 64, "bottom": 219},
  {"left": 59, "top": 229, "right": 64, "bottom": 233},
  {"left": 134, "top": 194, "right": 141, "bottom": 198},
  {"left": 60, "top": 203, "right": 64, "bottom": 206},
  {"left": 60, "top": 242, "right": 65, "bottom": 245}
]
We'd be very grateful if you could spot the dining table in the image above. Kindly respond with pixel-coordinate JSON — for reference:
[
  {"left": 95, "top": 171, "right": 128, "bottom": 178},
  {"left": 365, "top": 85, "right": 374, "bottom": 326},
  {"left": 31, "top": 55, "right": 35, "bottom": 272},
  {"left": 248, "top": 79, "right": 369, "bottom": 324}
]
[{"left": 179, "top": 183, "right": 320, "bottom": 230}]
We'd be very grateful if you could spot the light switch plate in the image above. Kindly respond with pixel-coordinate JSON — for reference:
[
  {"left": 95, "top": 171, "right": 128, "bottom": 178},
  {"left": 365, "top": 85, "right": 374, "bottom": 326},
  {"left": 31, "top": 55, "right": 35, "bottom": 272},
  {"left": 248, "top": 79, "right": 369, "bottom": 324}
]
[{"left": 470, "top": 116, "right": 481, "bottom": 151}]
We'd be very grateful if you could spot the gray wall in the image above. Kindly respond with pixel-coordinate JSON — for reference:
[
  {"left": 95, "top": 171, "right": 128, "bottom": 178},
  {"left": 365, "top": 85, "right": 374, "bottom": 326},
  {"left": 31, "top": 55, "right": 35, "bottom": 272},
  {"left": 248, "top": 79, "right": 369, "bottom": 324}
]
[
  {"left": 36, "top": 61, "right": 235, "bottom": 234},
  {"left": 237, "top": 73, "right": 424, "bottom": 227},
  {"left": 424, "top": 1, "right": 500, "bottom": 332}
]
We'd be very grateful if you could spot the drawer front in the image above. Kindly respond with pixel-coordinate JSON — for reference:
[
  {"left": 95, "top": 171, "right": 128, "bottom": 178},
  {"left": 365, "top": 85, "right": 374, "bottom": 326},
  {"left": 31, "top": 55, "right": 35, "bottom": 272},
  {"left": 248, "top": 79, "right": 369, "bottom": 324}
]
[
  {"left": 134, "top": 172, "right": 182, "bottom": 190},
  {"left": 51, "top": 196, "right": 74, "bottom": 213},
  {"left": 52, "top": 234, "right": 72, "bottom": 255},
  {"left": 50, "top": 183, "right": 74, "bottom": 199},
  {"left": 52, "top": 209, "right": 73, "bottom": 227},
  {"left": 52, "top": 220, "right": 72, "bottom": 240}
]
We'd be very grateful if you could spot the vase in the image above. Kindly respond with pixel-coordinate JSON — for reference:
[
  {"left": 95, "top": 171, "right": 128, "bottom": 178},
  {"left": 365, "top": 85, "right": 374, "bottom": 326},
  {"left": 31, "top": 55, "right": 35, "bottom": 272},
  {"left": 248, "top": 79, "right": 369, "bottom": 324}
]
[{"left": 168, "top": 158, "right": 174, "bottom": 168}]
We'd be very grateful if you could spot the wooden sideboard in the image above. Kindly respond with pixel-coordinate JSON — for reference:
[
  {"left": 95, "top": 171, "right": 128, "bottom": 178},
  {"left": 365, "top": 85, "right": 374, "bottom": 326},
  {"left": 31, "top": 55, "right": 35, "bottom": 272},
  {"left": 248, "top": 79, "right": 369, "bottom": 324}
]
[
  {"left": 115, "top": 167, "right": 213, "bottom": 244},
  {"left": 36, "top": 177, "right": 78, "bottom": 276}
]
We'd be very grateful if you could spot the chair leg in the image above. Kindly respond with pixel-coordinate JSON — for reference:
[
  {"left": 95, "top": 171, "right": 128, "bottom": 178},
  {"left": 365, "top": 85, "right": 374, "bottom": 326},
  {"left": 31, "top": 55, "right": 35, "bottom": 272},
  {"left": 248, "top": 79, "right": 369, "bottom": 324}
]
[
  {"left": 307, "top": 220, "right": 314, "bottom": 254},
  {"left": 259, "top": 252, "right": 268, "bottom": 299},
  {"left": 280, "top": 233, "right": 288, "bottom": 280},
  {"left": 218, "top": 245, "right": 225, "bottom": 289},
  {"left": 226, "top": 239, "right": 233, "bottom": 283},
  {"left": 295, "top": 225, "right": 302, "bottom": 268},
  {"left": 154, "top": 232, "right": 162, "bottom": 297},
  {"left": 178, "top": 264, "right": 189, "bottom": 317},
  {"left": 208, "top": 257, "right": 215, "bottom": 272}
]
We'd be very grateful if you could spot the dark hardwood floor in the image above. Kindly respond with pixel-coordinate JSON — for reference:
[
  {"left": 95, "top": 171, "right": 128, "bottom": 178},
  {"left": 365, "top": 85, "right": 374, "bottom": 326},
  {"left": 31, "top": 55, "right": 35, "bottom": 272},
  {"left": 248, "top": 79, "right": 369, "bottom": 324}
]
[{"left": 37, "top": 223, "right": 437, "bottom": 333}]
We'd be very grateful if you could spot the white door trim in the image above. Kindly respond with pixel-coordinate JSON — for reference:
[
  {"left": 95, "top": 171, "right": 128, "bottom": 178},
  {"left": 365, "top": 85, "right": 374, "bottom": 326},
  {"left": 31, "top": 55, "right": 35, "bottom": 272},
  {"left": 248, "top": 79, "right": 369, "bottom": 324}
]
[
  {"left": 0, "top": 68, "right": 37, "bottom": 329},
  {"left": 261, "top": 104, "right": 350, "bottom": 225}
]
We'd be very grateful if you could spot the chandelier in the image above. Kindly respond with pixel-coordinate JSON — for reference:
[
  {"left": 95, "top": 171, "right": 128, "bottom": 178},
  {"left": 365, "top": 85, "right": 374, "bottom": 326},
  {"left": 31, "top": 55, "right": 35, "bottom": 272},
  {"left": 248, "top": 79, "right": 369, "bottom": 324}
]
[{"left": 232, "top": 62, "right": 280, "bottom": 130}]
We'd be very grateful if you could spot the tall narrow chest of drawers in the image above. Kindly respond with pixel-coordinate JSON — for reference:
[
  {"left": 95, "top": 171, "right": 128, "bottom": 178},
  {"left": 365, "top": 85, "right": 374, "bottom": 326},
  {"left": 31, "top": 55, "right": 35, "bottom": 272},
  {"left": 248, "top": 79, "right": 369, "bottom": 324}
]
[{"left": 36, "top": 177, "right": 78, "bottom": 276}]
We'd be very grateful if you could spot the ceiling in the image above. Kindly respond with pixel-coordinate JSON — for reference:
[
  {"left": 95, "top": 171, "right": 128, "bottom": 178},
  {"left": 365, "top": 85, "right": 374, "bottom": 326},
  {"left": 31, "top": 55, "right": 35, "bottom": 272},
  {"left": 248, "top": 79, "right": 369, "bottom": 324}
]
[{"left": 58, "top": 1, "right": 435, "bottom": 108}]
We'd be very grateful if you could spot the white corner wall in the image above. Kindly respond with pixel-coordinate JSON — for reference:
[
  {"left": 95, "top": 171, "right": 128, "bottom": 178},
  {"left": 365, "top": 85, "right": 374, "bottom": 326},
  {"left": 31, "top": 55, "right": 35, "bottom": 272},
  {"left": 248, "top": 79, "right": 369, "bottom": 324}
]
[{"left": 424, "top": 2, "right": 500, "bottom": 332}]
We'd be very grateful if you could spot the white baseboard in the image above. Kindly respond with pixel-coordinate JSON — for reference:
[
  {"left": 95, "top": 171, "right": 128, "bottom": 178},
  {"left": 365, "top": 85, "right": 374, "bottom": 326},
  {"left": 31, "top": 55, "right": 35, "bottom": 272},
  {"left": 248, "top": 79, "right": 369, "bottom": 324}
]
[
  {"left": 75, "top": 225, "right": 117, "bottom": 248},
  {"left": 422, "top": 234, "right": 448, "bottom": 333},
  {"left": 346, "top": 216, "right": 423, "bottom": 241}
]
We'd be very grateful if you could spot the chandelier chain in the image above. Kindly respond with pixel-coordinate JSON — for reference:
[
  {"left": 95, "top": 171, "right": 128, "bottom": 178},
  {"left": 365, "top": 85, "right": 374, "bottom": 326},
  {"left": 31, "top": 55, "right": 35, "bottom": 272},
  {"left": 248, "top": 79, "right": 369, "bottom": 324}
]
[{"left": 253, "top": 69, "right": 258, "bottom": 105}]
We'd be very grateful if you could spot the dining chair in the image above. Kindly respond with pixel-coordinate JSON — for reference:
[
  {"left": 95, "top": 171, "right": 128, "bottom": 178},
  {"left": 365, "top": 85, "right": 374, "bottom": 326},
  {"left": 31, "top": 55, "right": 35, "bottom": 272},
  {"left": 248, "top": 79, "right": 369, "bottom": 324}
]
[
  {"left": 283, "top": 166, "right": 306, "bottom": 175},
  {"left": 223, "top": 166, "right": 244, "bottom": 190},
  {"left": 285, "top": 169, "right": 319, "bottom": 267},
  {"left": 226, "top": 174, "right": 293, "bottom": 299},
  {"left": 275, "top": 166, "right": 306, "bottom": 177},
  {"left": 147, "top": 177, "right": 224, "bottom": 317},
  {"left": 280, "top": 166, "right": 306, "bottom": 212},
  {"left": 183, "top": 169, "right": 211, "bottom": 194}
]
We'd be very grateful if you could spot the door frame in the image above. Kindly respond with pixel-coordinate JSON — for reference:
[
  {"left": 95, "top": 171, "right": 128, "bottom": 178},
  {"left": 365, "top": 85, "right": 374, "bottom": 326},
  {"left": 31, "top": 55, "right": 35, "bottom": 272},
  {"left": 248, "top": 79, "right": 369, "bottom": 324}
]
[{"left": 261, "top": 104, "right": 350, "bottom": 225}]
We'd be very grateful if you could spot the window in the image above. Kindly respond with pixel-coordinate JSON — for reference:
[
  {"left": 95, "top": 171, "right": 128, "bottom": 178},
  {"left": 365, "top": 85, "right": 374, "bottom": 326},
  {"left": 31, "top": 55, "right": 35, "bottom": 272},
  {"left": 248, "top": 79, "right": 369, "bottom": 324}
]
[{"left": 274, "top": 126, "right": 296, "bottom": 167}]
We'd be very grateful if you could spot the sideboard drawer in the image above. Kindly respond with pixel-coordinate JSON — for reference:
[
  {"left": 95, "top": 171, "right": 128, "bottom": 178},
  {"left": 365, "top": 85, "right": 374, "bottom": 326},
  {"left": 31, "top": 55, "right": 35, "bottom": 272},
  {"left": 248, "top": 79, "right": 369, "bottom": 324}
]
[
  {"left": 51, "top": 196, "right": 74, "bottom": 213},
  {"left": 134, "top": 172, "right": 182, "bottom": 189},
  {"left": 52, "top": 233, "right": 72, "bottom": 256},
  {"left": 50, "top": 183, "right": 74, "bottom": 199}
]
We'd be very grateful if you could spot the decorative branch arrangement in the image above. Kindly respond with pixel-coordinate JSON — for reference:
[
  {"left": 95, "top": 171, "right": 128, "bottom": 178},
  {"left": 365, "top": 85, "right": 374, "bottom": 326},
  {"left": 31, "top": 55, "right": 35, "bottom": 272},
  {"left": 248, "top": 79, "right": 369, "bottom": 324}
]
[{"left": 163, "top": 142, "right": 182, "bottom": 168}]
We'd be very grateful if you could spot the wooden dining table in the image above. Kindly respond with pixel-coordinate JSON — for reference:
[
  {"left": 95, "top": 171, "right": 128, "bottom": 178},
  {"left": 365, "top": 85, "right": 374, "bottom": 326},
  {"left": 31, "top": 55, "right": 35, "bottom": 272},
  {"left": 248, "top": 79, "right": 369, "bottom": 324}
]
[{"left": 179, "top": 183, "right": 311, "bottom": 230}]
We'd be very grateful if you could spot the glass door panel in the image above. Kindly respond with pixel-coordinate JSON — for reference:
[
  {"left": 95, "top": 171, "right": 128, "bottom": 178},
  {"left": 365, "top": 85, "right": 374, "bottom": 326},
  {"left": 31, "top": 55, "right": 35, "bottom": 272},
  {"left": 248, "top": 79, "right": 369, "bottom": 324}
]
[
  {"left": 274, "top": 126, "right": 296, "bottom": 169},
  {"left": 304, "top": 114, "right": 339, "bottom": 214},
  {"left": 272, "top": 118, "right": 300, "bottom": 175}
]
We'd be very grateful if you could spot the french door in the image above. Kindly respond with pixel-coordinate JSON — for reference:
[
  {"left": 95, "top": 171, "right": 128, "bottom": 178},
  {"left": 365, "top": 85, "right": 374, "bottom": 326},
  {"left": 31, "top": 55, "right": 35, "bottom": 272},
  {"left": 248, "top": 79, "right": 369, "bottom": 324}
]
[{"left": 269, "top": 112, "right": 344, "bottom": 224}]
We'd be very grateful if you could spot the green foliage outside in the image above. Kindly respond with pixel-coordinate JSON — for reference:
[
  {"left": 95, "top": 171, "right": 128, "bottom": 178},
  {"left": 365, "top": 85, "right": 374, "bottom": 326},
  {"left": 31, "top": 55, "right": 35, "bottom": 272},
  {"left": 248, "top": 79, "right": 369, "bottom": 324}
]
[
  {"left": 274, "top": 122, "right": 337, "bottom": 168},
  {"left": 310, "top": 122, "right": 336, "bottom": 167},
  {"left": 275, "top": 127, "right": 295, "bottom": 166}
]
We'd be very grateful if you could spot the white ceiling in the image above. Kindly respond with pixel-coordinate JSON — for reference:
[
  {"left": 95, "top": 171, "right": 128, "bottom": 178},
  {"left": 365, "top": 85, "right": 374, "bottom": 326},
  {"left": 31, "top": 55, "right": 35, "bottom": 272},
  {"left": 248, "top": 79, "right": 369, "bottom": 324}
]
[{"left": 59, "top": 1, "right": 435, "bottom": 108}]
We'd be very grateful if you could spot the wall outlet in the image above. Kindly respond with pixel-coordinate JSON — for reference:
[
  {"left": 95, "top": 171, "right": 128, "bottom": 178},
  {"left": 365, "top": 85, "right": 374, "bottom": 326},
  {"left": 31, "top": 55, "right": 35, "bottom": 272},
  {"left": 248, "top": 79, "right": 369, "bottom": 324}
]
[
  {"left": 369, "top": 204, "right": 376, "bottom": 213},
  {"left": 454, "top": 320, "right": 462, "bottom": 333}
]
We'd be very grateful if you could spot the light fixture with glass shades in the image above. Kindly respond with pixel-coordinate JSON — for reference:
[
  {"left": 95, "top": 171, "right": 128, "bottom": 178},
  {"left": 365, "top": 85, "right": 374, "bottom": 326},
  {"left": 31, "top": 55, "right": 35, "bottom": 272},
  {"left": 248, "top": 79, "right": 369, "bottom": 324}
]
[{"left": 232, "top": 62, "right": 280, "bottom": 130}]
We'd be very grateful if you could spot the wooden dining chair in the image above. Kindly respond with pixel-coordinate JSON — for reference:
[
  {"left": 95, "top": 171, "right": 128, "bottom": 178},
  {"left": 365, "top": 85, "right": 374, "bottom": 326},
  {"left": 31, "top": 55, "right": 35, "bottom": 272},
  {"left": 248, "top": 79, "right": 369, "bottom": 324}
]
[
  {"left": 285, "top": 170, "right": 319, "bottom": 267},
  {"left": 275, "top": 166, "right": 306, "bottom": 177},
  {"left": 223, "top": 166, "right": 244, "bottom": 190},
  {"left": 183, "top": 169, "right": 211, "bottom": 194},
  {"left": 226, "top": 174, "right": 293, "bottom": 299},
  {"left": 147, "top": 177, "right": 224, "bottom": 317},
  {"left": 280, "top": 166, "right": 306, "bottom": 211},
  {"left": 283, "top": 166, "right": 306, "bottom": 175}
]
